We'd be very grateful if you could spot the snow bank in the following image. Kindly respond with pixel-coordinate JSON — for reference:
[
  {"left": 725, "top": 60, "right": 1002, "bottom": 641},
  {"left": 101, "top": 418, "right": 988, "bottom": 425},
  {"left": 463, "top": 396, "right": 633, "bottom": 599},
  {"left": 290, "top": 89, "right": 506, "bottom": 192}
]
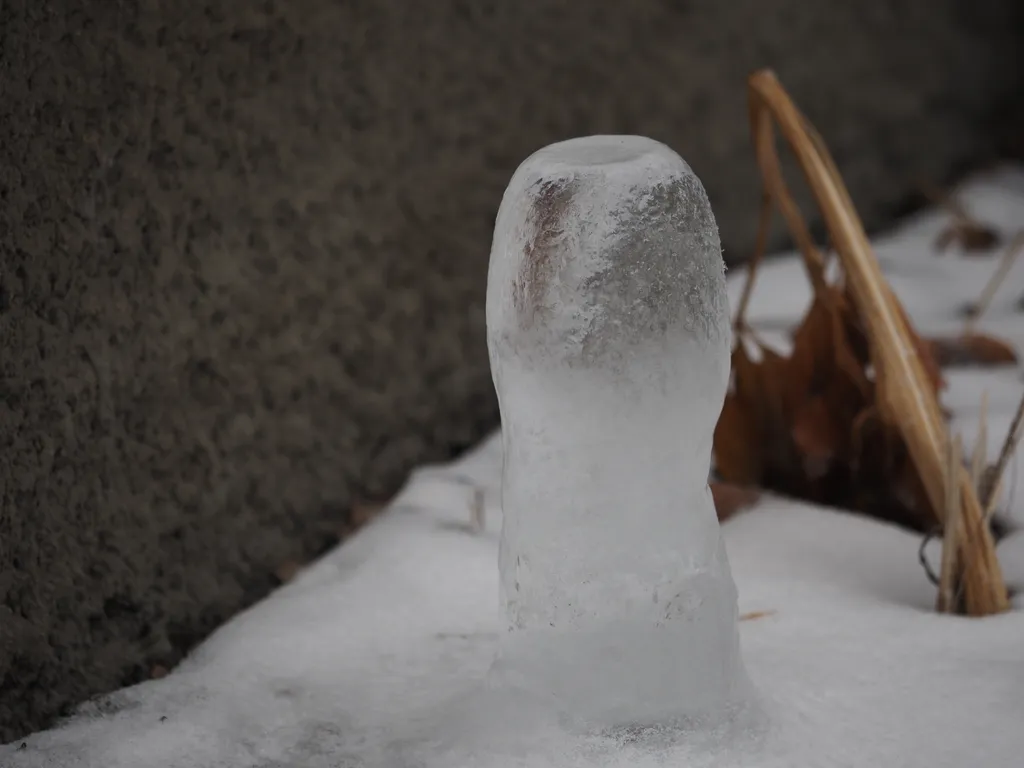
[{"left": 4, "top": 166, "right": 1024, "bottom": 767}]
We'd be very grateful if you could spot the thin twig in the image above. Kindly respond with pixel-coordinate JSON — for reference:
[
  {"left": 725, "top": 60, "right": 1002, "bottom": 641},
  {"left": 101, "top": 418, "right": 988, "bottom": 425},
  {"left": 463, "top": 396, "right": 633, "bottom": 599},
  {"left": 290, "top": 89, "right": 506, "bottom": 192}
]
[
  {"left": 748, "top": 82, "right": 828, "bottom": 296},
  {"left": 937, "top": 433, "right": 963, "bottom": 613},
  {"left": 971, "top": 391, "right": 989, "bottom": 487},
  {"left": 918, "top": 526, "right": 942, "bottom": 586},
  {"left": 965, "top": 230, "right": 1024, "bottom": 333},
  {"left": 981, "top": 389, "right": 1024, "bottom": 520},
  {"left": 734, "top": 191, "right": 774, "bottom": 330}
]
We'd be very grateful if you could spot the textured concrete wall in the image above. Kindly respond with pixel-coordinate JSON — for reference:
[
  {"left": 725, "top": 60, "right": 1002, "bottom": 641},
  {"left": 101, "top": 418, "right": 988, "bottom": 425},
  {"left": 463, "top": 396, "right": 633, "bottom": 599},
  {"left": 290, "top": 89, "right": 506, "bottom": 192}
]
[{"left": 1, "top": 0, "right": 1021, "bottom": 742}]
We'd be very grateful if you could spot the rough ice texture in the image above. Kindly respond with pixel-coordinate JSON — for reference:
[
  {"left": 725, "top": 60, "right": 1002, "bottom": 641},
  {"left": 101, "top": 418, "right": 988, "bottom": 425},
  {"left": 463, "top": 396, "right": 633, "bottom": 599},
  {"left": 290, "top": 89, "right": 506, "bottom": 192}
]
[
  {"left": 486, "top": 137, "right": 747, "bottom": 726},
  {"left": 3, "top": 0, "right": 1023, "bottom": 742}
]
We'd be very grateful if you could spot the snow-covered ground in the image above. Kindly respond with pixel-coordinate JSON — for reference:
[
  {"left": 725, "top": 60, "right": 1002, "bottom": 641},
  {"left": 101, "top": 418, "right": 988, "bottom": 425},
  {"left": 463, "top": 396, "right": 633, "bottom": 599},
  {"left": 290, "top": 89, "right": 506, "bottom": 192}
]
[{"left": 5, "top": 167, "right": 1024, "bottom": 767}]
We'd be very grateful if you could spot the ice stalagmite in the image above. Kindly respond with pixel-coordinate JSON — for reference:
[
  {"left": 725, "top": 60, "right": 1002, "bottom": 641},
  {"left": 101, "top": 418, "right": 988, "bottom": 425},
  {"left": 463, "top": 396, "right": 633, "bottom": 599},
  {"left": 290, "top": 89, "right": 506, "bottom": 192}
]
[{"left": 486, "top": 135, "right": 749, "bottom": 728}]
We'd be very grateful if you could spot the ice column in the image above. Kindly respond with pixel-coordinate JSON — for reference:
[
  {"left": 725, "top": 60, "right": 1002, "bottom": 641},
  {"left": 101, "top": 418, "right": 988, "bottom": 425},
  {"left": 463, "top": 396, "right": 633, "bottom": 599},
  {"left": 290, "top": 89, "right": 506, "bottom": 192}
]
[{"left": 486, "top": 136, "right": 749, "bottom": 727}]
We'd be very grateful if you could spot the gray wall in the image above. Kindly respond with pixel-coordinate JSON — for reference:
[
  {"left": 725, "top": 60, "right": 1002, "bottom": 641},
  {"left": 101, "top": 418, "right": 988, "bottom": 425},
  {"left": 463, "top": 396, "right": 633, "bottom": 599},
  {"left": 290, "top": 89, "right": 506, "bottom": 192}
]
[{"left": 1, "top": 0, "right": 1021, "bottom": 742}]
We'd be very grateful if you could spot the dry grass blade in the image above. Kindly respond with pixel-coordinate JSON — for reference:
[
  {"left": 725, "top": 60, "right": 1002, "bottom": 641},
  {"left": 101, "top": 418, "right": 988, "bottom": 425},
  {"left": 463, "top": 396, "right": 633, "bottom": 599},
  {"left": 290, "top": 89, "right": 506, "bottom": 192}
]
[
  {"left": 734, "top": 191, "right": 774, "bottom": 331},
  {"left": 964, "top": 230, "right": 1024, "bottom": 332},
  {"left": 747, "top": 69, "right": 1008, "bottom": 616},
  {"left": 971, "top": 392, "right": 989, "bottom": 487},
  {"left": 937, "top": 433, "right": 963, "bottom": 613},
  {"left": 748, "top": 88, "right": 828, "bottom": 296},
  {"left": 981, "top": 389, "right": 1024, "bottom": 520}
]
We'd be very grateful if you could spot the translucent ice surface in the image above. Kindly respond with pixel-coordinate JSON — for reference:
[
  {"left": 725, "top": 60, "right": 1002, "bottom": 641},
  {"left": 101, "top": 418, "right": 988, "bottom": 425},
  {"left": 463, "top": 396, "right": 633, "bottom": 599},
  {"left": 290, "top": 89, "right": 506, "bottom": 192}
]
[{"left": 485, "top": 135, "right": 750, "bottom": 727}]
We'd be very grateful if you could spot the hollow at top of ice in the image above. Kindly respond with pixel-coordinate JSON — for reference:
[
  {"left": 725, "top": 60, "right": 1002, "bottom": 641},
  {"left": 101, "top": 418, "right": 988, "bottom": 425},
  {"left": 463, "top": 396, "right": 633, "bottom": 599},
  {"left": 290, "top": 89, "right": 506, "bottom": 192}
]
[
  {"left": 485, "top": 135, "right": 748, "bottom": 728},
  {"left": 525, "top": 134, "right": 669, "bottom": 169}
]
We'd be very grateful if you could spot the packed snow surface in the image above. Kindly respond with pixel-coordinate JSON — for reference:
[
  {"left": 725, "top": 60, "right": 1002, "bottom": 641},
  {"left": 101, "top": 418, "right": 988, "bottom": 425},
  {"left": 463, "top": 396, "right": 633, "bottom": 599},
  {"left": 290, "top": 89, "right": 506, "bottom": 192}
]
[{"left": 4, "top": 163, "right": 1024, "bottom": 766}]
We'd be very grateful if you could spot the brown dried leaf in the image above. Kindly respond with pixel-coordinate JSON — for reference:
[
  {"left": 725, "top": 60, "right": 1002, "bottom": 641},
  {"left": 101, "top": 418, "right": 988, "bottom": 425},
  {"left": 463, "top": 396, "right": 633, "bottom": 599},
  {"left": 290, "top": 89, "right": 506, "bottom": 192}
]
[
  {"left": 783, "top": 296, "right": 833, "bottom": 416},
  {"left": 731, "top": 341, "right": 765, "bottom": 402},
  {"left": 745, "top": 340, "right": 799, "bottom": 476},
  {"left": 710, "top": 481, "right": 763, "bottom": 522},
  {"left": 926, "top": 333, "right": 1019, "bottom": 368},
  {"left": 718, "top": 277, "right": 939, "bottom": 533},
  {"left": 753, "top": 340, "right": 790, "bottom": 417},
  {"left": 714, "top": 342, "right": 776, "bottom": 484},
  {"left": 934, "top": 223, "right": 1001, "bottom": 255},
  {"left": 832, "top": 299, "right": 873, "bottom": 399},
  {"left": 784, "top": 289, "right": 871, "bottom": 419},
  {"left": 716, "top": 393, "right": 757, "bottom": 483},
  {"left": 788, "top": 288, "right": 856, "bottom": 372},
  {"left": 714, "top": 395, "right": 761, "bottom": 484},
  {"left": 739, "top": 610, "right": 777, "bottom": 621},
  {"left": 790, "top": 396, "right": 841, "bottom": 478}
]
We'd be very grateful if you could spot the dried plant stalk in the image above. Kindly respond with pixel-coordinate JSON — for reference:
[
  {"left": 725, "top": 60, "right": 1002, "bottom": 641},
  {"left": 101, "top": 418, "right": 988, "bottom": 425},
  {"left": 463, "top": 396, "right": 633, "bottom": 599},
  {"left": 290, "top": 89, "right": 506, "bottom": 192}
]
[
  {"left": 982, "top": 390, "right": 1024, "bottom": 520},
  {"left": 747, "top": 70, "right": 1008, "bottom": 616},
  {"left": 970, "top": 392, "right": 989, "bottom": 487},
  {"left": 937, "top": 433, "right": 963, "bottom": 614},
  {"left": 734, "top": 191, "right": 774, "bottom": 330},
  {"left": 965, "top": 230, "right": 1024, "bottom": 333}
]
